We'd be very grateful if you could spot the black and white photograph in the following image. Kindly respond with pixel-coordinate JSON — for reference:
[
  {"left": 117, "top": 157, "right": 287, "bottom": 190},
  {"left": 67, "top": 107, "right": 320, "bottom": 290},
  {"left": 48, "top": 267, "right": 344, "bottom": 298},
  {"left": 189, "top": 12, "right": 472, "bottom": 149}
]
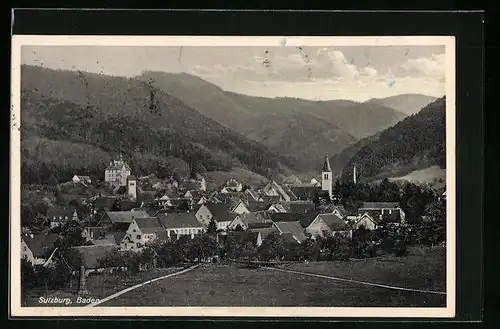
[{"left": 10, "top": 35, "right": 456, "bottom": 317}]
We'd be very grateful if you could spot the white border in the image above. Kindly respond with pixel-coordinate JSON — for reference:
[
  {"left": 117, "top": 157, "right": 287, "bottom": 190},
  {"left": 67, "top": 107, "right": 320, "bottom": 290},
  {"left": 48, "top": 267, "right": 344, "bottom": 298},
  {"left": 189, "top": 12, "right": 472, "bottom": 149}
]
[{"left": 10, "top": 35, "right": 456, "bottom": 318}]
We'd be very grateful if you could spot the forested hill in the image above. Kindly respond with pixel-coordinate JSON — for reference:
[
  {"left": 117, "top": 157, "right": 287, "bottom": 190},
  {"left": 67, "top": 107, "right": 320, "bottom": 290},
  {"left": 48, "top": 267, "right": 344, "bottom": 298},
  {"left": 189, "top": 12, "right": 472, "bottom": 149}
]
[
  {"left": 341, "top": 97, "right": 446, "bottom": 182},
  {"left": 137, "top": 71, "right": 405, "bottom": 169},
  {"left": 20, "top": 65, "right": 296, "bottom": 184}
]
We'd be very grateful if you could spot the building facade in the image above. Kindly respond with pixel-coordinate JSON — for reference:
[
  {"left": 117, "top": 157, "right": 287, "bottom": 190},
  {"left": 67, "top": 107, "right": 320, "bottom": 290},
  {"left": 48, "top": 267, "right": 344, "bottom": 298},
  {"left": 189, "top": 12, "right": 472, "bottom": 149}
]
[{"left": 105, "top": 155, "right": 132, "bottom": 187}]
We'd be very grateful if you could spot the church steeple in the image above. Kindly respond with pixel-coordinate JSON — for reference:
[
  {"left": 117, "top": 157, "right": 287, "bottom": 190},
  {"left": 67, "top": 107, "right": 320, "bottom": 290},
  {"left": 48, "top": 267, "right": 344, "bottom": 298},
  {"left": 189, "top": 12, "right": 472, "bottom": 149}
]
[
  {"left": 321, "top": 155, "right": 333, "bottom": 199},
  {"left": 322, "top": 155, "right": 332, "bottom": 172}
]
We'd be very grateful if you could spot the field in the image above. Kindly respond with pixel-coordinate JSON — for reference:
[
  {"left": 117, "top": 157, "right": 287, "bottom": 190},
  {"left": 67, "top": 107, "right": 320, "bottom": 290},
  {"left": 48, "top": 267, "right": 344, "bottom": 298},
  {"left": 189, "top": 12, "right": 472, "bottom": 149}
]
[
  {"left": 101, "top": 246, "right": 446, "bottom": 307},
  {"left": 22, "top": 268, "right": 182, "bottom": 307}
]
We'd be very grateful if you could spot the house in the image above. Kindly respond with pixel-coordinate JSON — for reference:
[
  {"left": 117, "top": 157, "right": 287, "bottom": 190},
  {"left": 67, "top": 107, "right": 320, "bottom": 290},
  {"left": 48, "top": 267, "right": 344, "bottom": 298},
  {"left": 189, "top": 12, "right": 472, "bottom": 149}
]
[
  {"left": 268, "top": 204, "right": 288, "bottom": 213},
  {"left": 89, "top": 232, "right": 127, "bottom": 249},
  {"left": 306, "top": 213, "right": 353, "bottom": 239},
  {"left": 221, "top": 179, "right": 243, "bottom": 193},
  {"left": 228, "top": 212, "right": 274, "bottom": 231},
  {"left": 74, "top": 244, "right": 119, "bottom": 274},
  {"left": 358, "top": 202, "right": 406, "bottom": 220},
  {"left": 310, "top": 178, "right": 320, "bottom": 186},
  {"left": 184, "top": 190, "right": 202, "bottom": 200},
  {"left": 273, "top": 221, "right": 307, "bottom": 243},
  {"left": 269, "top": 211, "right": 319, "bottom": 229},
  {"left": 72, "top": 175, "right": 92, "bottom": 185},
  {"left": 261, "top": 181, "right": 297, "bottom": 201},
  {"left": 82, "top": 226, "right": 108, "bottom": 241},
  {"left": 104, "top": 154, "right": 132, "bottom": 187},
  {"left": 47, "top": 206, "right": 79, "bottom": 228},
  {"left": 281, "top": 200, "right": 316, "bottom": 213},
  {"left": 331, "top": 205, "right": 348, "bottom": 219},
  {"left": 354, "top": 209, "right": 402, "bottom": 231},
  {"left": 195, "top": 203, "right": 237, "bottom": 231},
  {"left": 248, "top": 225, "right": 279, "bottom": 243},
  {"left": 289, "top": 184, "right": 321, "bottom": 201},
  {"left": 230, "top": 200, "right": 251, "bottom": 215},
  {"left": 247, "top": 201, "right": 273, "bottom": 212},
  {"left": 158, "top": 212, "right": 205, "bottom": 239},
  {"left": 197, "top": 196, "right": 208, "bottom": 205},
  {"left": 224, "top": 231, "right": 263, "bottom": 248},
  {"left": 121, "top": 217, "right": 167, "bottom": 251},
  {"left": 101, "top": 211, "right": 150, "bottom": 231},
  {"left": 21, "top": 233, "right": 59, "bottom": 265},
  {"left": 354, "top": 202, "right": 405, "bottom": 230},
  {"left": 244, "top": 188, "right": 262, "bottom": 202}
]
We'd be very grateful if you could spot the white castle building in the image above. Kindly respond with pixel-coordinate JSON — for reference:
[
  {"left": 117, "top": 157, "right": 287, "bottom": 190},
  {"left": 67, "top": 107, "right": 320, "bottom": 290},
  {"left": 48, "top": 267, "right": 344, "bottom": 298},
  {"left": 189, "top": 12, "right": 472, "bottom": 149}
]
[{"left": 105, "top": 154, "right": 131, "bottom": 187}]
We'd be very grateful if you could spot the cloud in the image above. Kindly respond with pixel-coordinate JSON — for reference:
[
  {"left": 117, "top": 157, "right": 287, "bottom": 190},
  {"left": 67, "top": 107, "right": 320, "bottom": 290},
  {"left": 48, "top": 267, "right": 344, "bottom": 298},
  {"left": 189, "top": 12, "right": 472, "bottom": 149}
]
[{"left": 392, "top": 53, "right": 445, "bottom": 81}]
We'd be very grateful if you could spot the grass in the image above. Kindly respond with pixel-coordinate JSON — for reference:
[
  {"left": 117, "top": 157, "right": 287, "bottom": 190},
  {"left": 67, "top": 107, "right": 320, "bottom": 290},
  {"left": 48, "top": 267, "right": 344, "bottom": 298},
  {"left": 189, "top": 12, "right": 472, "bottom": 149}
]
[
  {"left": 102, "top": 246, "right": 446, "bottom": 307},
  {"left": 22, "top": 267, "right": 182, "bottom": 307}
]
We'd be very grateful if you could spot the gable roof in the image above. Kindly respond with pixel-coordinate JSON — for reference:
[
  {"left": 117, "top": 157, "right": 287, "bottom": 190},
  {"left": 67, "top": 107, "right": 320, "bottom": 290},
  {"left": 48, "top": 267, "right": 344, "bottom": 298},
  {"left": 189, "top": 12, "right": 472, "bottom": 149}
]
[
  {"left": 273, "top": 221, "right": 307, "bottom": 243},
  {"left": 331, "top": 205, "right": 348, "bottom": 217},
  {"left": 22, "top": 233, "right": 59, "bottom": 258},
  {"left": 205, "top": 203, "right": 236, "bottom": 223},
  {"left": 158, "top": 212, "right": 203, "bottom": 229},
  {"left": 225, "top": 231, "right": 260, "bottom": 245},
  {"left": 361, "top": 202, "right": 400, "bottom": 209},
  {"left": 247, "top": 201, "right": 272, "bottom": 212},
  {"left": 269, "top": 212, "right": 319, "bottom": 228},
  {"left": 105, "top": 232, "right": 126, "bottom": 245},
  {"left": 315, "top": 213, "right": 350, "bottom": 231},
  {"left": 281, "top": 200, "right": 316, "bottom": 213},
  {"left": 289, "top": 185, "right": 320, "bottom": 201},
  {"left": 106, "top": 211, "right": 149, "bottom": 224},
  {"left": 134, "top": 217, "right": 164, "bottom": 234},
  {"left": 91, "top": 238, "right": 116, "bottom": 246},
  {"left": 269, "top": 204, "right": 288, "bottom": 213},
  {"left": 239, "top": 212, "right": 273, "bottom": 226},
  {"left": 74, "top": 244, "right": 118, "bottom": 269},
  {"left": 245, "top": 189, "right": 261, "bottom": 201},
  {"left": 357, "top": 209, "right": 402, "bottom": 224},
  {"left": 248, "top": 226, "right": 279, "bottom": 240}
]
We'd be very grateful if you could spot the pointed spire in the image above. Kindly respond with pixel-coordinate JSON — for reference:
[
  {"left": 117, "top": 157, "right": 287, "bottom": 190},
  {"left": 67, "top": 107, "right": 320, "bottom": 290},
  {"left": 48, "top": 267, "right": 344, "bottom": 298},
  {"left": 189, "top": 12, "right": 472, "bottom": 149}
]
[{"left": 322, "top": 155, "right": 332, "bottom": 172}]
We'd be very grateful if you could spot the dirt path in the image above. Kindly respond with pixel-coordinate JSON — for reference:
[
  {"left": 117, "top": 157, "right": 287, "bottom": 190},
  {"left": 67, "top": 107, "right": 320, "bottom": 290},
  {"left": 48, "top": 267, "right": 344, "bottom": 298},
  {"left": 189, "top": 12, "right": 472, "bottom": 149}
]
[
  {"left": 86, "top": 265, "right": 199, "bottom": 307},
  {"left": 264, "top": 266, "right": 446, "bottom": 295}
]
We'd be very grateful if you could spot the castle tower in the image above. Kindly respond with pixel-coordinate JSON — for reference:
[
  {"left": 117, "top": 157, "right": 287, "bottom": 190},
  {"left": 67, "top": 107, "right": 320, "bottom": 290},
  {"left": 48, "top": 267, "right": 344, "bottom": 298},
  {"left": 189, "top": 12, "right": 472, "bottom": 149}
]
[
  {"left": 321, "top": 155, "right": 333, "bottom": 198},
  {"left": 127, "top": 175, "right": 137, "bottom": 202}
]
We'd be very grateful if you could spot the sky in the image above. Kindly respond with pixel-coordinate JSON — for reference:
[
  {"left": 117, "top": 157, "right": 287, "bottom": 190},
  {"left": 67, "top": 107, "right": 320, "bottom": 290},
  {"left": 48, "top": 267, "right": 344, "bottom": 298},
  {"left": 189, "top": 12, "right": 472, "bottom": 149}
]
[{"left": 21, "top": 45, "right": 446, "bottom": 102}]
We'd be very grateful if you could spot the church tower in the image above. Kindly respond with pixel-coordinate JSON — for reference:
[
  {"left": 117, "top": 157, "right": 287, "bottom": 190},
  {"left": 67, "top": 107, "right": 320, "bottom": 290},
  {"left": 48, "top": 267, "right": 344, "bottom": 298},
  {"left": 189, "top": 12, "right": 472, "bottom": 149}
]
[
  {"left": 127, "top": 175, "right": 137, "bottom": 202},
  {"left": 321, "top": 155, "right": 333, "bottom": 198}
]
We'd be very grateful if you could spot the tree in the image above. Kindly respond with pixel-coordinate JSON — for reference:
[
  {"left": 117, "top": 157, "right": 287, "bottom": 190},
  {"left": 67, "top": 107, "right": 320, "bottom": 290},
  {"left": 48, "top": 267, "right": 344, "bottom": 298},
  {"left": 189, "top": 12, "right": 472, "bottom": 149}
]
[
  {"left": 56, "top": 221, "right": 86, "bottom": 248},
  {"left": 207, "top": 218, "right": 218, "bottom": 234},
  {"left": 300, "top": 236, "right": 321, "bottom": 261},
  {"left": 417, "top": 199, "right": 446, "bottom": 246},
  {"left": 352, "top": 226, "right": 378, "bottom": 258},
  {"left": 374, "top": 223, "right": 411, "bottom": 256},
  {"left": 97, "top": 249, "right": 124, "bottom": 270},
  {"left": 320, "top": 234, "right": 352, "bottom": 261},
  {"left": 121, "top": 251, "right": 141, "bottom": 274}
]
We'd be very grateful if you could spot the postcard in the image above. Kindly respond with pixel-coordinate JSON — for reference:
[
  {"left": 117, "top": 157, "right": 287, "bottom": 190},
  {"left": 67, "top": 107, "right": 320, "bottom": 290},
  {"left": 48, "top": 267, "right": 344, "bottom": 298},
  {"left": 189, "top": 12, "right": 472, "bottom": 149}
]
[{"left": 10, "top": 35, "right": 456, "bottom": 318}]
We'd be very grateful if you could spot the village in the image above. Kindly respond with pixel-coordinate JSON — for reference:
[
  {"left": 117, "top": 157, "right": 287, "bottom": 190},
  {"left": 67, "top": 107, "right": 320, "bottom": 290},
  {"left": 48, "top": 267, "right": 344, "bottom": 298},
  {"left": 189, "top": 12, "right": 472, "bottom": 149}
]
[{"left": 20, "top": 154, "right": 446, "bottom": 303}]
